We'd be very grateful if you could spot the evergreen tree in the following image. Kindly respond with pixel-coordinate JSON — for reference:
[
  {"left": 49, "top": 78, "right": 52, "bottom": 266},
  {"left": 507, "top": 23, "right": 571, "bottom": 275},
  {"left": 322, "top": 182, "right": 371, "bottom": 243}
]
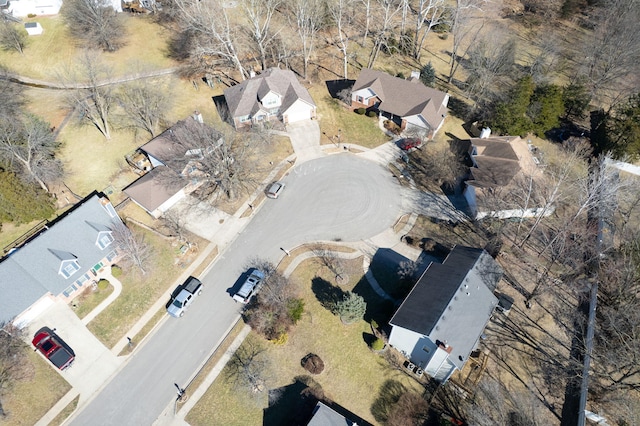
[
  {"left": 611, "top": 93, "right": 640, "bottom": 159},
  {"left": 0, "top": 170, "right": 55, "bottom": 226},
  {"left": 491, "top": 76, "right": 534, "bottom": 136},
  {"left": 529, "top": 84, "right": 565, "bottom": 137},
  {"left": 334, "top": 291, "right": 366, "bottom": 324},
  {"left": 420, "top": 62, "right": 436, "bottom": 88},
  {"left": 563, "top": 81, "right": 591, "bottom": 120}
]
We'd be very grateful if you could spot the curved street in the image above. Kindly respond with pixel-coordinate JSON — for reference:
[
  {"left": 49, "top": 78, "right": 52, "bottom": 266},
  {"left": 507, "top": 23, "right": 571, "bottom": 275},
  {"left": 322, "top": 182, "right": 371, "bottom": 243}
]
[{"left": 68, "top": 152, "right": 405, "bottom": 426}]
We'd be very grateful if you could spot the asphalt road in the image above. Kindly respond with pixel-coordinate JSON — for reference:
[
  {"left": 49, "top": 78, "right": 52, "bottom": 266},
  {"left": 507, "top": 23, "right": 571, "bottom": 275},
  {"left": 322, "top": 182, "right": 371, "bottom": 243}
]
[{"left": 69, "top": 154, "right": 403, "bottom": 426}]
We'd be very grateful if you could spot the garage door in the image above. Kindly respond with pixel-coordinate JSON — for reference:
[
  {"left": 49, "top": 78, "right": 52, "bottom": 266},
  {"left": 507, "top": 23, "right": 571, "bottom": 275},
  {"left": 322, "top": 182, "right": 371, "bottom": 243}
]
[{"left": 284, "top": 102, "right": 311, "bottom": 123}]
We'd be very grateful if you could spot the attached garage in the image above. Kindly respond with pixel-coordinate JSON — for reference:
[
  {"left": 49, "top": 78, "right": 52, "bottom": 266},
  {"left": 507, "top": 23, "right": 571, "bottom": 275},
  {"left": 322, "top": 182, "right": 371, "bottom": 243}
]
[{"left": 283, "top": 99, "right": 316, "bottom": 124}]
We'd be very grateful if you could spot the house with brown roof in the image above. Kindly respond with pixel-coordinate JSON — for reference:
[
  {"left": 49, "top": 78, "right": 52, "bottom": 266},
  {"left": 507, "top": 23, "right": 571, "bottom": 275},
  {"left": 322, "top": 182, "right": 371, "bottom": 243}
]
[
  {"left": 457, "top": 134, "right": 547, "bottom": 219},
  {"left": 223, "top": 67, "right": 317, "bottom": 129},
  {"left": 388, "top": 246, "right": 502, "bottom": 383},
  {"left": 351, "top": 68, "right": 449, "bottom": 139},
  {"left": 123, "top": 116, "right": 223, "bottom": 218}
]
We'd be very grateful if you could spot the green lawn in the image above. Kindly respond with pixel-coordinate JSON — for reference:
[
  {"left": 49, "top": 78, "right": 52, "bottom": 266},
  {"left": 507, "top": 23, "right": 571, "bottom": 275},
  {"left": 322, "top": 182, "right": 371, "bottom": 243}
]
[
  {"left": 2, "top": 348, "right": 72, "bottom": 426},
  {"left": 72, "top": 281, "right": 114, "bottom": 319},
  {"left": 186, "top": 256, "right": 419, "bottom": 426}
]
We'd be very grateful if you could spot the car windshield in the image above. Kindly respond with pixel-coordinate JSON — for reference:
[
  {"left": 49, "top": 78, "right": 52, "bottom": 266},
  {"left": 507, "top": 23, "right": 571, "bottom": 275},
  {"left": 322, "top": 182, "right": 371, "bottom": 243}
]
[
  {"left": 172, "top": 300, "right": 183, "bottom": 308},
  {"left": 41, "top": 339, "right": 55, "bottom": 351}
]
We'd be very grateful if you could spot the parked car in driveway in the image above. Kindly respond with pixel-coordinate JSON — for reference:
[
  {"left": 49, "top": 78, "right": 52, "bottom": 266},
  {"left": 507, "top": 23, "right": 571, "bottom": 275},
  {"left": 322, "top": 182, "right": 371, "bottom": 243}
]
[
  {"left": 233, "top": 269, "right": 266, "bottom": 303},
  {"left": 266, "top": 181, "right": 285, "bottom": 198},
  {"left": 397, "top": 138, "right": 422, "bottom": 151},
  {"left": 167, "top": 276, "right": 203, "bottom": 317},
  {"left": 32, "top": 327, "right": 75, "bottom": 371}
]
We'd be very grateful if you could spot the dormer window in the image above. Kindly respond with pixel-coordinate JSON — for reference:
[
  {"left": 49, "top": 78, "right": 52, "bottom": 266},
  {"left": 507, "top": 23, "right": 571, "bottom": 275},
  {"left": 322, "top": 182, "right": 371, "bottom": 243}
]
[
  {"left": 60, "top": 259, "right": 81, "bottom": 279},
  {"left": 97, "top": 231, "right": 114, "bottom": 250}
]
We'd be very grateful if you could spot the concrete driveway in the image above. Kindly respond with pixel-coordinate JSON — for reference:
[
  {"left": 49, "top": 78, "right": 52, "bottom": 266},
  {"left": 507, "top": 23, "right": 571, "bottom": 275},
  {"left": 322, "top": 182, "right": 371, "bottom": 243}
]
[
  {"left": 286, "top": 120, "right": 323, "bottom": 163},
  {"left": 26, "top": 299, "right": 120, "bottom": 402}
]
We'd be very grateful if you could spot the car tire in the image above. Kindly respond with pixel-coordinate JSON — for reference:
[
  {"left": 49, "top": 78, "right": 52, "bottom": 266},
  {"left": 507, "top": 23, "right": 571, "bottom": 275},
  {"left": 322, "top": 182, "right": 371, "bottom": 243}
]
[
  {"left": 179, "top": 311, "right": 184, "bottom": 317},
  {"left": 198, "top": 289, "right": 203, "bottom": 295}
]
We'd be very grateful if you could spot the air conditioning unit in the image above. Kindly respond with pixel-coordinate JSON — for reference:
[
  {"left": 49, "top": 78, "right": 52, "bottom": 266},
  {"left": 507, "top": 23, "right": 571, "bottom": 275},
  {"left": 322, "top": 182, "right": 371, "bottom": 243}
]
[
  {"left": 407, "top": 362, "right": 415, "bottom": 371},
  {"left": 415, "top": 368, "right": 424, "bottom": 377}
]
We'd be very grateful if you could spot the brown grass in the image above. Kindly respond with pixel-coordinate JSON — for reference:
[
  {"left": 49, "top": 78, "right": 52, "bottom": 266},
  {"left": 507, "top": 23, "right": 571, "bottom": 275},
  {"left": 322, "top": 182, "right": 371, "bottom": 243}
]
[
  {"left": 49, "top": 395, "right": 79, "bottom": 426},
  {"left": 1, "top": 349, "right": 72, "bottom": 426},
  {"left": 72, "top": 282, "right": 114, "bottom": 319},
  {"left": 1, "top": 15, "right": 175, "bottom": 80},
  {"left": 186, "top": 257, "right": 422, "bottom": 425},
  {"left": 86, "top": 225, "right": 189, "bottom": 348}
]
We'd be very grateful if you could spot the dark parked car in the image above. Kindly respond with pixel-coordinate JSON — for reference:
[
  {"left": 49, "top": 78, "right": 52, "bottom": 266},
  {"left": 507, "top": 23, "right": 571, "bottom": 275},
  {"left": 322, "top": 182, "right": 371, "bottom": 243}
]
[
  {"left": 266, "top": 181, "right": 285, "bottom": 199},
  {"left": 397, "top": 138, "right": 422, "bottom": 151},
  {"left": 32, "top": 327, "right": 75, "bottom": 370}
]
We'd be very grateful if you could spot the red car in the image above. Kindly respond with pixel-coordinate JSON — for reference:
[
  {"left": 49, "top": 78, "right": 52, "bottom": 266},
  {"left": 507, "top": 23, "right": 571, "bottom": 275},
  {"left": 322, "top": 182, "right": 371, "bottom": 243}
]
[
  {"left": 397, "top": 138, "right": 422, "bottom": 151},
  {"left": 32, "top": 327, "right": 75, "bottom": 370}
]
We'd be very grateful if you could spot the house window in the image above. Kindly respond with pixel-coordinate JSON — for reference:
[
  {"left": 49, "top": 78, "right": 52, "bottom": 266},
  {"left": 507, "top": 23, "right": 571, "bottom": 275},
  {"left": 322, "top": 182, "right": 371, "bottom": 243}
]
[
  {"left": 60, "top": 261, "right": 80, "bottom": 279},
  {"left": 239, "top": 115, "right": 250, "bottom": 123},
  {"left": 97, "top": 232, "right": 114, "bottom": 250},
  {"left": 75, "top": 274, "right": 90, "bottom": 287},
  {"left": 102, "top": 202, "right": 118, "bottom": 218},
  {"left": 92, "top": 261, "right": 104, "bottom": 273},
  {"left": 106, "top": 250, "right": 118, "bottom": 262},
  {"left": 263, "top": 98, "right": 278, "bottom": 107},
  {"left": 357, "top": 96, "right": 364, "bottom": 103}
]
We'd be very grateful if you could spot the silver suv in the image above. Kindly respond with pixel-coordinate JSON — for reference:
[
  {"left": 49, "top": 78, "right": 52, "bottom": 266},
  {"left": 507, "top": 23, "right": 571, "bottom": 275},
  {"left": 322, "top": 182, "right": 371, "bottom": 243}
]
[{"left": 233, "top": 269, "right": 266, "bottom": 303}]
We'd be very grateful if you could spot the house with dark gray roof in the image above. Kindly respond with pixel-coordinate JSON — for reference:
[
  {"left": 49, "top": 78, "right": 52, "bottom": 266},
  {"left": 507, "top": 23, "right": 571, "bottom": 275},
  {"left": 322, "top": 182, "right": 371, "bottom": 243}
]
[
  {"left": 351, "top": 68, "right": 449, "bottom": 139},
  {"left": 124, "top": 116, "right": 223, "bottom": 218},
  {"left": 455, "top": 134, "right": 546, "bottom": 219},
  {"left": 0, "top": 192, "right": 122, "bottom": 326},
  {"left": 388, "top": 246, "right": 502, "bottom": 382},
  {"left": 306, "top": 401, "right": 372, "bottom": 426},
  {"left": 223, "top": 67, "right": 317, "bottom": 129}
]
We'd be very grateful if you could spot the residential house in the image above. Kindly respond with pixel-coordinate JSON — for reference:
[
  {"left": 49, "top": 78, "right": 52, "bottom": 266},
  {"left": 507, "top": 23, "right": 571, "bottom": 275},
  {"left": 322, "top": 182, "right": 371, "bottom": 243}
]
[
  {"left": 124, "top": 116, "right": 223, "bottom": 218},
  {"left": 456, "top": 134, "right": 545, "bottom": 219},
  {"left": 306, "top": 401, "right": 372, "bottom": 426},
  {"left": 7, "top": 0, "right": 120, "bottom": 17},
  {"left": 0, "top": 192, "right": 122, "bottom": 326},
  {"left": 223, "top": 67, "right": 317, "bottom": 129},
  {"left": 351, "top": 68, "right": 449, "bottom": 139},
  {"left": 388, "top": 246, "right": 502, "bottom": 383}
]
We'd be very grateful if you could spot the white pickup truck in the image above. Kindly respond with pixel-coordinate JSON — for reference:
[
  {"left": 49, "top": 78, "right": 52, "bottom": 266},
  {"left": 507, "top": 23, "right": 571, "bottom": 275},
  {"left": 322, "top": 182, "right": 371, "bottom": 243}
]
[{"left": 167, "top": 276, "right": 203, "bottom": 317}]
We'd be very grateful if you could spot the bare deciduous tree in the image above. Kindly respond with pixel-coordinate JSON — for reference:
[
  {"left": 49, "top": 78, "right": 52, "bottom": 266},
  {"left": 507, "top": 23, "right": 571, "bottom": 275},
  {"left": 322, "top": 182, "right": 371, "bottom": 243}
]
[
  {"left": 464, "top": 30, "right": 516, "bottom": 103},
  {"left": 579, "top": 0, "right": 640, "bottom": 103},
  {"left": 412, "top": 0, "right": 447, "bottom": 61},
  {"left": 289, "top": 0, "right": 325, "bottom": 79},
  {"left": 173, "top": 0, "right": 247, "bottom": 80},
  {"left": 0, "top": 19, "right": 27, "bottom": 54},
  {"left": 0, "top": 114, "right": 63, "bottom": 192},
  {"left": 112, "top": 221, "right": 152, "bottom": 275},
  {"left": 447, "top": 0, "right": 486, "bottom": 84},
  {"left": 0, "top": 324, "right": 31, "bottom": 419},
  {"left": 63, "top": 51, "right": 115, "bottom": 140},
  {"left": 367, "top": 0, "right": 402, "bottom": 68},
  {"left": 328, "top": 0, "right": 356, "bottom": 79},
  {"left": 241, "top": 0, "right": 281, "bottom": 71},
  {"left": 226, "top": 337, "right": 270, "bottom": 394},
  {"left": 117, "top": 77, "right": 173, "bottom": 138},
  {"left": 60, "top": 0, "right": 126, "bottom": 51},
  {"left": 0, "top": 66, "right": 25, "bottom": 121}
]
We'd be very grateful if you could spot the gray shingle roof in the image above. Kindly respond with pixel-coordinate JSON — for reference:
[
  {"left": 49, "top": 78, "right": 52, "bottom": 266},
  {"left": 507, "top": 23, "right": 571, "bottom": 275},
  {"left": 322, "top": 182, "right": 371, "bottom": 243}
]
[
  {"left": 465, "top": 136, "right": 522, "bottom": 188},
  {"left": 0, "top": 193, "right": 121, "bottom": 324},
  {"left": 352, "top": 68, "right": 448, "bottom": 129},
  {"left": 389, "top": 246, "right": 501, "bottom": 369},
  {"left": 123, "top": 166, "right": 186, "bottom": 214},
  {"left": 223, "top": 68, "right": 316, "bottom": 119}
]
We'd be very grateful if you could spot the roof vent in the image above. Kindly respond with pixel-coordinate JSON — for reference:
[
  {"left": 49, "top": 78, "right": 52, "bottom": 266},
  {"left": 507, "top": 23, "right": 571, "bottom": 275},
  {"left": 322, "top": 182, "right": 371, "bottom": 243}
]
[{"left": 466, "top": 292, "right": 470, "bottom": 296}]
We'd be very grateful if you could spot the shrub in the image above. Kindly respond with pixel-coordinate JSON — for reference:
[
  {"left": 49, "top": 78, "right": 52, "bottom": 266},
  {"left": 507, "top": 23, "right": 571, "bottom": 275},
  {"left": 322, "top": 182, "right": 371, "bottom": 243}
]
[
  {"left": 97, "top": 279, "right": 110, "bottom": 290},
  {"left": 301, "top": 353, "right": 325, "bottom": 374},
  {"left": 287, "top": 298, "right": 305, "bottom": 324},
  {"left": 111, "top": 265, "right": 123, "bottom": 278},
  {"left": 367, "top": 111, "right": 377, "bottom": 118},
  {"left": 27, "top": 13, "right": 36, "bottom": 18},
  {"left": 273, "top": 332, "right": 288, "bottom": 345},
  {"left": 334, "top": 291, "right": 366, "bottom": 324},
  {"left": 356, "top": 108, "right": 366, "bottom": 115},
  {"left": 371, "top": 338, "right": 385, "bottom": 351}
]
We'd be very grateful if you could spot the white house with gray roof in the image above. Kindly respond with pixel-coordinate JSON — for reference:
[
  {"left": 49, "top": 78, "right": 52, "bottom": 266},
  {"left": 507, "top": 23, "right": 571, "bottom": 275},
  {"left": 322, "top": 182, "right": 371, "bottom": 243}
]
[
  {"left": 388, "top": 246, "right": 502, "bottom": 382},
  {"left": 0, "top": 192, "right": 122, "bottom": 326},
  {"left": 223, "top": 67, "right": 317, "bottom": 129}
]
